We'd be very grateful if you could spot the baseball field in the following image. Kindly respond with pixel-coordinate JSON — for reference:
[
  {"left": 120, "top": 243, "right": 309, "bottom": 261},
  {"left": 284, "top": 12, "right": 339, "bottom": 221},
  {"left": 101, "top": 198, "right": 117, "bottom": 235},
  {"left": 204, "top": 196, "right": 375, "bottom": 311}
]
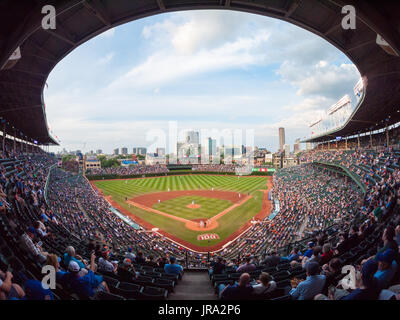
[{"left": 91, "top": 174, "right": 271, "bottom": 252}]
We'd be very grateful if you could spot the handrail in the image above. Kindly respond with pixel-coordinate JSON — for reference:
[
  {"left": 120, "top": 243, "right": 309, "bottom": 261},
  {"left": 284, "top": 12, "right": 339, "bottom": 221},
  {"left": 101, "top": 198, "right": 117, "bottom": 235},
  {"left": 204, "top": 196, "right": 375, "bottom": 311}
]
[
  {"left": 44, "top": 163, "right": 57, "bottom": 205},
  {"left": 312, "top": 161, "right": 367, "bottom": 194}
]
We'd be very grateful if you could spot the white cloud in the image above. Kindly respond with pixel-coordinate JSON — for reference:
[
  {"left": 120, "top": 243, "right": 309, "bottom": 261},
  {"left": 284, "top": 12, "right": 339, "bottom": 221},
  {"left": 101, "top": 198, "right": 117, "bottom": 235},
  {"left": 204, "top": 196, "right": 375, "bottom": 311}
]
[
  {"left": 96, "top": 52, "right": 114, "bottom": 65},
  {"left": 99, "top": 28, "right": 115, "bottom": 38},
  {"left": 277, "top": 60, "right": 360, "bottom": 99},
  {"left": 108, "top": 30, "right": 270, "bottom": 90}
]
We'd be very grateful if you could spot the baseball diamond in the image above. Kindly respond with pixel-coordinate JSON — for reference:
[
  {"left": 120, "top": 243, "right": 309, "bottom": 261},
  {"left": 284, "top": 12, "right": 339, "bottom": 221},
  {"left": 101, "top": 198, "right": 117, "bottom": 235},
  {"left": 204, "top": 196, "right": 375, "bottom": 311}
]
[{"left": 91, "top": 174, "right": 272, "bottom": 252}]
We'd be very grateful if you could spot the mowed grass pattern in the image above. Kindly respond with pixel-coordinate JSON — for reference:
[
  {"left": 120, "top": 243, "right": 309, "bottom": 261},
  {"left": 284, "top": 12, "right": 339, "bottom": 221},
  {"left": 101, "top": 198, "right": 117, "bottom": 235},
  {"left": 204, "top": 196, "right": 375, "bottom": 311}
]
[
  {"left": 93, "top": 175, "right": 269, "bottom": 248},
  {"left": 153, "top": 195, "right": 232, "bottom": 220}
]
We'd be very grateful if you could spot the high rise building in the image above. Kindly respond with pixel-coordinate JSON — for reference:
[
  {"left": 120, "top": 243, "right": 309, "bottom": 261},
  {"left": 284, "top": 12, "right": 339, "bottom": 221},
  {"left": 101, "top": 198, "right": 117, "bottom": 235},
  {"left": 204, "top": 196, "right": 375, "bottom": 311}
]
[
  {"left": 279, "top": 127, "right": 285, "bottom": 151},
  {"left": 206, "top": 137, "right": 217, "bottom": 156},
  {"left": 133, "top": 147, "right": 146, "bottom": 155},
  {"left": 156, "top": 147, "right": 165, "bottom": 156},
  {"left": 186, "top": 131, "right": 199, "bottom": 144},
  {"left": 96, "top": 149, "right": 102, "bottom": 154},
  {"left": 284, "top": 144, "right": 290, "bottom": 156},
  {"left": 121, "top": 147, "right": 128, "bottom": 155},
  {"left": 113, "top": 148, "right": 119, "bottom": 155},
  {"left": 293, "top": 139, "right": 301, "bottom": 154}
]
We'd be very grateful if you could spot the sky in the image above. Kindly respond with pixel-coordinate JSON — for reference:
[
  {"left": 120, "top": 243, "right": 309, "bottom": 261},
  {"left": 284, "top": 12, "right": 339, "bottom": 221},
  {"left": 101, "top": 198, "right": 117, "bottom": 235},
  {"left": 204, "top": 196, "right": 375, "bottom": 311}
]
[{"left": 44, "top": 10, "right": 361, "bottom": 154}]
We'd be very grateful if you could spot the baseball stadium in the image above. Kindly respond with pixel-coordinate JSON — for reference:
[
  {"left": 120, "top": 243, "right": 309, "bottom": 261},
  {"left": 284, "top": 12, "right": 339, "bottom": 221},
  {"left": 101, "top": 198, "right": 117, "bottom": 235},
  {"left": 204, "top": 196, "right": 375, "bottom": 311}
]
[{"left": 0, "top": 0, "right": 400, "bottom": 306}]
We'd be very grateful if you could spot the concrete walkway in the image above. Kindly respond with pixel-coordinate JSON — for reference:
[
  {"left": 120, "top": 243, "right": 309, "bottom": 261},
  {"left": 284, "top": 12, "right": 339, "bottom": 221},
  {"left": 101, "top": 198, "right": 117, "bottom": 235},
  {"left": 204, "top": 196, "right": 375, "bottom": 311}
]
[{"left": 169, "top": 271, "right": 216, "bottom": 300}]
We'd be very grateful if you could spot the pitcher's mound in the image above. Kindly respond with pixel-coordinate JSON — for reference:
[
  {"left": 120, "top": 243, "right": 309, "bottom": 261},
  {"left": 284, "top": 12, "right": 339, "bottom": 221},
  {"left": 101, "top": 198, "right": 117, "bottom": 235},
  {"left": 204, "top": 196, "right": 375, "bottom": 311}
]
[{"left": 187, "top": 204, "right": 201, "bottom": 209}]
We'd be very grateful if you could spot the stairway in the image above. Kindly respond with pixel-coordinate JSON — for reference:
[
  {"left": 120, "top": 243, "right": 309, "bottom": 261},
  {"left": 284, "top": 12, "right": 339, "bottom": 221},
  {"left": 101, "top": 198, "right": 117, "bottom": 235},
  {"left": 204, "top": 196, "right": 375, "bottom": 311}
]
[{"left": 169, "top": 270, "right": 216, "bottom": 300}]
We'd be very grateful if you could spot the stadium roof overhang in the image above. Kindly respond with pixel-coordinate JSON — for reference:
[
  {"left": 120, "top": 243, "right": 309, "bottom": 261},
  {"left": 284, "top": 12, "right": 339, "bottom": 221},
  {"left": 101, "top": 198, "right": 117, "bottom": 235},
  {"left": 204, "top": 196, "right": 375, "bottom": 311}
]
[{"left": 0, "top": 0, "right": 399, "bottom": 145}]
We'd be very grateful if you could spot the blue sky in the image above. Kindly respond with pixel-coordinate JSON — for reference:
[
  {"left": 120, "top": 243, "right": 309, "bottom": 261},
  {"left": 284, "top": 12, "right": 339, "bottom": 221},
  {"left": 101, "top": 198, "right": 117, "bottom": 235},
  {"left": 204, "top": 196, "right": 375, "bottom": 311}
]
[{"left": 44, "top": 10, "right": 360, "bottom": 154}]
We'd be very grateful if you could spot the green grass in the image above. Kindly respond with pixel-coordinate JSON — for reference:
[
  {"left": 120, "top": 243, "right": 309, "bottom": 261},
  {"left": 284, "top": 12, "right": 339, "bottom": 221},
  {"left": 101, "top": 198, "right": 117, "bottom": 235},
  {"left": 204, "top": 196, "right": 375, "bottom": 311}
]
[
  {"left": 93, "top": 175, "right": 269, "bottom": 249},
  {"left": 153, "top": 195, "right": 232, "bottom": 220}
]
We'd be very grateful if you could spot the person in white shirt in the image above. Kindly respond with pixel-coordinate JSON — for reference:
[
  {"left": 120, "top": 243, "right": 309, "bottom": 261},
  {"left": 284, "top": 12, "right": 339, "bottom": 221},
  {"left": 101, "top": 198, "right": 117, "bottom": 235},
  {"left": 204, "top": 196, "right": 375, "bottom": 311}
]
[{"left": 98, "top": 251, "right": 117, "bottom": 273}]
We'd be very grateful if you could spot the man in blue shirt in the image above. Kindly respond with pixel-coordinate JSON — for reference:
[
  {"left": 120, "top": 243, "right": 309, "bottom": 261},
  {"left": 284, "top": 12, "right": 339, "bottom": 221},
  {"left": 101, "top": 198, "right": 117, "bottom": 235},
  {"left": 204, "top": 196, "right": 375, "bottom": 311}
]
[
  {"left": 303, "top": 242, "right": 315, "bottom": 259},
  {"left": 374, "top": 249, "right": 398, "bottom": 290},
  {"left": 164, "top": 257, "right": 183, "bottom": 279},
  {"left": 341, "top": 259, "right": 380, "bottom": 300},
  {"left": 60, "top": 253, "right": 109, "bottom": 299},
  {"left": 290, "top": 262, "right": 326, "bottom": 300}
]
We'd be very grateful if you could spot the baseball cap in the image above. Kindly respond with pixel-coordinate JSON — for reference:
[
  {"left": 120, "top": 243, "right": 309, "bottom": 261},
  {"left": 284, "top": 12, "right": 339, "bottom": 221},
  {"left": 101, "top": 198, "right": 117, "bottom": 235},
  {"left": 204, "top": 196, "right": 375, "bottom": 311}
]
[
  {"left": 123, "top": 258, "right": 132, "bottom": 267},
  {"left": 308, "top": 241, "right": 315, "bottom": 248},
  {"left": 68, "top": 260, "right": 80, "bottom": 272},
  {"left": 28, "top": 226, "right": 36, "bottom": 235},
  {"left": 170, "top": 256, "right": 176, "bottom": 263},
  {"left": 377, "top": 249, "right": 395, "bottom": 264}
]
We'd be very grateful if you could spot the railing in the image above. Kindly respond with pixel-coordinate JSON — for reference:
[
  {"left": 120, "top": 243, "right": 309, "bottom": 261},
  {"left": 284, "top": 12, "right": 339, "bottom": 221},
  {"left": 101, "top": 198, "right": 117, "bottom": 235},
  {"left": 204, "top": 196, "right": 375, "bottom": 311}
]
[
  {"left": 312, "top": 161, "right": 367, "bottom": 194},
  {"left": 44, "top": 163, "right": 57, "bottom": 205}
]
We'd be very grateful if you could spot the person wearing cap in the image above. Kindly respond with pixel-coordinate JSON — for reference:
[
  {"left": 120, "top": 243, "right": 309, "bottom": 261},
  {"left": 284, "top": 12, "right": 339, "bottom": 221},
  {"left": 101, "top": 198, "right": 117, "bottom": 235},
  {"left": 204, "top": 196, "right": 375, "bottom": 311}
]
[
  {"left": 98, "top": 250, "right": 117, "bottom": 274},
  {"left": 125, "top": 247, "right": 136, "bottom": 261},
  {"left": 374, "top": 249, "right": 398, "bottom": 290},
  {"left": 19, "top": 226, "right": 47, "bottom": 263},
  {"left": 117, "top": 258, "right": 138, "bottom": 282},
  {"left": 164, "top": 256, "right": 183, "bottom": 278},
  {"left": 290, "top": 261, "right": 326, "bottom": 300},
  {"left": 340, "top": 260, "right": 380, "bottom": 300},
  {"left": 303, "top": 242, "right": 315, "bottom": 259},
  {"left": 210, "top": 257, "right": 225, "bottom": 276},
  {"left": 59, "top": 253, "right": 109, "bottom": 299}
]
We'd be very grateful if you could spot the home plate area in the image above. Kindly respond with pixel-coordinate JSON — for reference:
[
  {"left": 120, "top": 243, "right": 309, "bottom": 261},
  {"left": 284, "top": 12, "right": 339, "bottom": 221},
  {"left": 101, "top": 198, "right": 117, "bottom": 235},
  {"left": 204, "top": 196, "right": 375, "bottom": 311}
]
[{"left": 197, "top": 233, "right": 220, "bottom": 241}]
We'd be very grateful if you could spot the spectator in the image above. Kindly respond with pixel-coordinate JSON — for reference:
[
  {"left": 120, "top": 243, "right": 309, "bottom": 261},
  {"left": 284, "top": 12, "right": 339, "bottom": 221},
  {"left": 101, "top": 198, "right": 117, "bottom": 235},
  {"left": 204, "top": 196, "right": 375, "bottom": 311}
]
[
  {"left": 23, "top": 279, "right": 53, "bottom": 300},
  {"left": 251, "top": 272, "right": 277, "bottom": 295},
  {"left": 98, "top": 250, "right": 117, "bottom": 274},
  {"left": 19, "top": 226, "right": 47, "bottom": 263},
  {"left": 290, "top": 262, "right": 326, "bottom": 300},
  {"left": 262, "top": 251, "right": 281, "bottom": 267},
  {"left": 60, "top": 254, "right": 109, "bottom": 299},
  {"left": 210, "top": 257, "right": 225, "bottom": 276},
  {"left": 220, "top": 273, "right": 253, "bottom": 300},
  {"left": 236, "top": 257, "right": 256, "bottom": 273},
  {"left": 164, "top": 257, "right": 183, "bottom": 278},
  {"left": 0, "top": 271, "right": 25, "bottom": 300},
  {"left": 117, "top": 258, "right": 138, "bottom": 282},
  {"left": 340, "top": 260, "right": 380, "bottom": 300},
  {"left": 374, "top": 249, "right": 398, "bottom": 290},
  {"left": 321, "top": 258, "right": 342, "bottom": 295},
  {"left": 63, "top": 246, "right": 85, "bottom": 270}
]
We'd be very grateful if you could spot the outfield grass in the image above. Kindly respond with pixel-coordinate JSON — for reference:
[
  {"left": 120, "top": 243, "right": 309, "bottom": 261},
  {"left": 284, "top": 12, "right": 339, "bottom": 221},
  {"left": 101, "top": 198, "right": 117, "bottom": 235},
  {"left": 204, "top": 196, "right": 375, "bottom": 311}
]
[{"left": 93, "top": 175, "right": 268, "bottom": 249}]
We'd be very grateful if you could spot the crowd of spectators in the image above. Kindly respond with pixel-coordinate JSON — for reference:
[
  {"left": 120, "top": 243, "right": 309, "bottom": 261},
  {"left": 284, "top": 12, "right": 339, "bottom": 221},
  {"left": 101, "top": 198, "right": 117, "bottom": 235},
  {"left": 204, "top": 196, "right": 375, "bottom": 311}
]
[
  {"left": 191, "top": 164, "right": 240, "bottom": 173},
  {"left": 87, "top": 165, "right": 169, "bottom": 177}
]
